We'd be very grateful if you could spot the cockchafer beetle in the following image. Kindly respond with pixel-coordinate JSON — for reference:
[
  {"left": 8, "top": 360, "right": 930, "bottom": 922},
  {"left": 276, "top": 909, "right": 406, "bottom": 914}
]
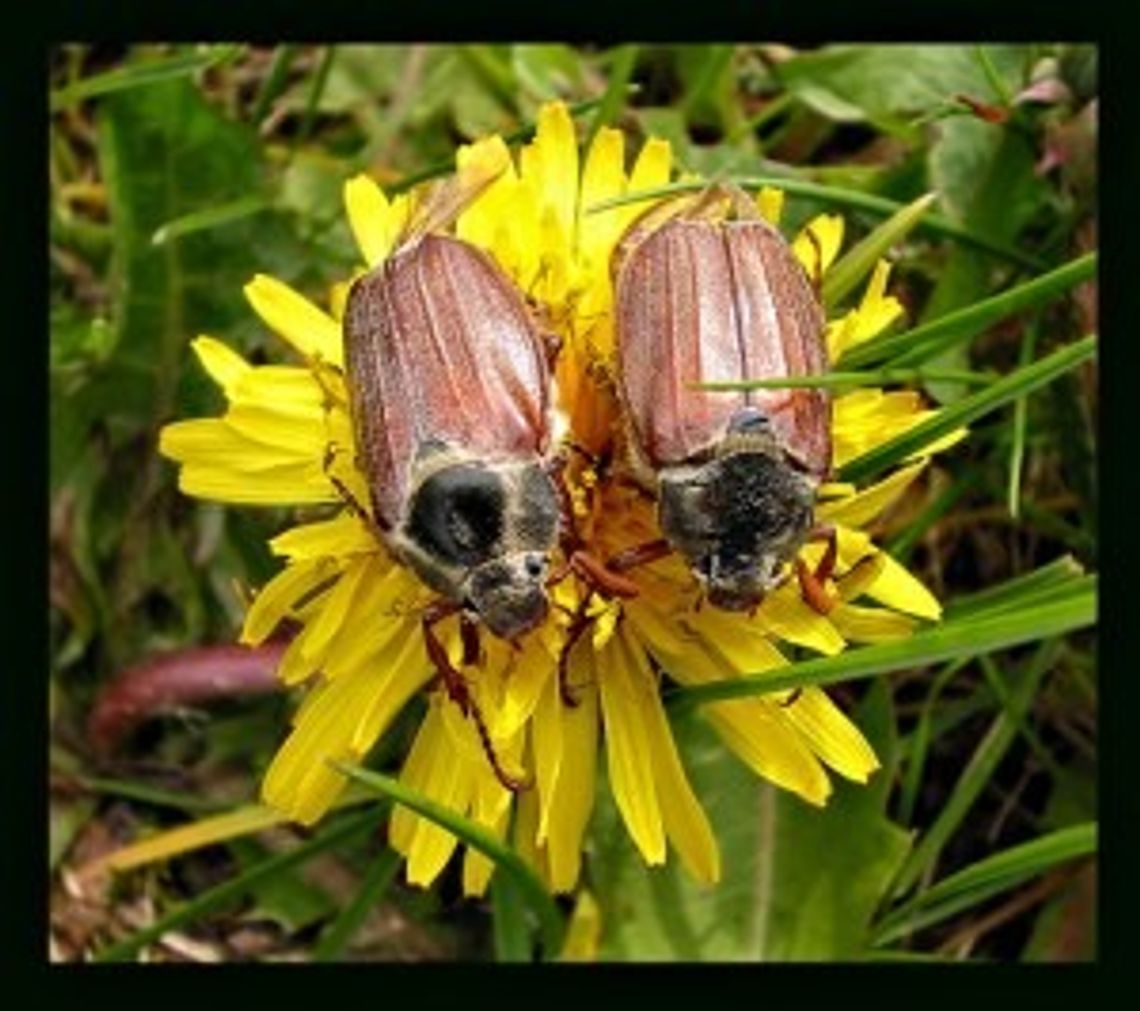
[
  {"left": 609, "top": 183, "right": 841, "bottom": 615},
  {"left": 336, "top": 168, "right": 565, "bottom": 790}
]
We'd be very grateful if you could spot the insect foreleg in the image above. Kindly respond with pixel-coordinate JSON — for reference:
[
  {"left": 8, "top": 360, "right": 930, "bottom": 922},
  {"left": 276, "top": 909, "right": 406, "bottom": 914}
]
[
  {"left": 796, "top": 524, "right": 838, "bottom": 615},
  {"left": 421, "top": 600, "right": 530, "bottom": 792}
]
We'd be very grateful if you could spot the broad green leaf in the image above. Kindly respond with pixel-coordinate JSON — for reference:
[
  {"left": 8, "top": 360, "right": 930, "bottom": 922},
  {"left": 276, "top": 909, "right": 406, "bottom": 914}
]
[
  {"left": 593, "top": 684, "right": 911, "bottom": 960},
  {"left": 774, "top": 45, "right": 1026, "bottom": 136},
  {"left": 922, "top": 122, "right": 1051, "bottom": 402}
]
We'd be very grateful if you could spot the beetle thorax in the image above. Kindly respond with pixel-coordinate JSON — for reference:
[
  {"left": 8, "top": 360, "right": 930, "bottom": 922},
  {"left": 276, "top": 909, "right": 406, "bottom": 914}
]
[
  {"left": 658, "top": 443, "right": 816, "bottom": 611},
  {"left": 392, "top": 449, "right": 560, "bottom": 639}
]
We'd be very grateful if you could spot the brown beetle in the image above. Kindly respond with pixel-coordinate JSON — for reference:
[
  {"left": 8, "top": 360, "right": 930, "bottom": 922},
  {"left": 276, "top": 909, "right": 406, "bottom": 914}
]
[
  {"left": 611, "top": 184, "right": 839, "bottom": 613},
  {"left": 338, "top": 171, "right": 562, "bottom": 789}
]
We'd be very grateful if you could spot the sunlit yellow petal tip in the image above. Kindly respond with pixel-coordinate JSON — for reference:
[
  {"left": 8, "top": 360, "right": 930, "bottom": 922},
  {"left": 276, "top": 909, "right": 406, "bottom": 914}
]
[
  {"left": 191, "top": 335, "right": 248, "bottom": 391},
  {"left": 243, "top": 274, "right": 343, "bottom": 367},
  {"left": 780, "top": 689, "right": 880, "bottom": 783},
  {"left": 344, "top": 174, "right": 393, "bottom": 268},
  {"left": 793, "top": 213, "right": 844, "bottom": 280},
  {"left": 757, "top": 185, "right": 784, "bottom": 226}
]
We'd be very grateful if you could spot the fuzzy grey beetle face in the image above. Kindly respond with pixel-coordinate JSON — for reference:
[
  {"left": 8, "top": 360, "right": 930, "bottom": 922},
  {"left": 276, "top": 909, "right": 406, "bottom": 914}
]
[
  {"left": 399, "top": 459, "right": 559, "bottom": 638},
  {"left": 659, "top": 450, "right": 815, "bottom": 611}
]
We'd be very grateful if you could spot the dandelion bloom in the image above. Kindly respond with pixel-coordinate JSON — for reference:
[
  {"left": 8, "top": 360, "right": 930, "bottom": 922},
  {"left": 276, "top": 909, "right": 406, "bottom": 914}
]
[{"left": 160, "top": 101, "right": 959, "bottom": 895}]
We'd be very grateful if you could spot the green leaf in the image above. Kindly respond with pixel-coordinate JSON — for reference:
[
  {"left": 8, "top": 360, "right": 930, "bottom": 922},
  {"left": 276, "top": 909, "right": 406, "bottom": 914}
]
[
  {"left": 838, "top": 335, "right": 1097, "bottom": 484},
  {"left": 839, "top": 253, "right": 1097, "bottom": 369},
  {"left": 821, "top": 192, "right": 937, "bottom": 310},
  {"left": 94, "top": 807, "right": 385, "bottom": 962},
  {"left": 774, "top": 45, "right": 1026, "bottom": 136},
  {"left": 594, "top": 686, "right": 910, "bottom": 959},
  {"left": 670, "top": 571, "right": 1096, "bottom": 710},
  {"left": 699, "top": 367, "right": 994, "bottom": 393},
  {"left": 332, "top": 761, "right": 565, "bottom": 958},
  {"left": 874, "top": 823, "right": 1096, "bottom": 945},
  {"left": 50, "top": 44, "right": 243, "bottom": 110}
]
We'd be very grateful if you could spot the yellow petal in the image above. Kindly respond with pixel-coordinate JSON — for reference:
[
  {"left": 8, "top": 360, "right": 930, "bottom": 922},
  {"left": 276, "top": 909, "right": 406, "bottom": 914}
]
[
  {"left": 829, "top": 602, "right": 919, "bottom": 642},
  {"left": 536, "top": 649, "right": 599, "bottom": 893},
  {"left": 559, "top": 890, "right": 602, "bottom": 962},
  {"left": 191, "top": 336, "right": 249, "bottom": 393},
  {"left": 707, "top": 698, "right": 831, "bottom": 805},
  {"left": 792, "top": 214, "right": 844, "bottom": 281},
  {"left": 344, "top": 174, "right": 394, "bottom": 268},
  {"left": 621, "top": 137, "right": 672, "bottom": 227},
  {"left": 863, "top": 550, "right": 942, "bottom": 619},
  {"left": 776, "top": 687, "right": 880, "bottom": 783},
  {"left": 758, "top": 584, "right": 847, "bottom": 656},
  {"left": 241, "top": 557, "right": 341, "bottom": 645},
  {"left": 816, "top": 459, "right": 927, "bottom": 528},
  {"left": 596, "top": 632, "right": 665, "bottom": 864},
  {"left": 269, "top": 512, "right": 376, "bottom": 561},
  {"left": 756, "top": 186, "right": 784, "bottom": 226},
  {"left": 624, "top": 638, "right": 720, "bottom": 884},
  {"left": 243, "top": 274, "right": 343, "bottom": 367}
]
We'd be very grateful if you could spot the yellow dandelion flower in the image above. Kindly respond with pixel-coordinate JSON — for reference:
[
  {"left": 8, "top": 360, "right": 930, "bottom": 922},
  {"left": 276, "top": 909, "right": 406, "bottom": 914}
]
[{"left": 160, "top": 100, "right": 961, "bottom": 896}]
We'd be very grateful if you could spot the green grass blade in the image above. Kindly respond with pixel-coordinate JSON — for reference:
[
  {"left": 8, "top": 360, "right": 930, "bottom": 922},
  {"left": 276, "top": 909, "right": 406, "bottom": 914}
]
[
  {"left": 298, "top": 46, "right": 337, "bottom": 143},
  {"left": 1007, "top": 322, "right": 1040, "bottom": 519},
  {"left": 94, "top": 806, "right": 385, "bottom": 962},
  {"left": 839, "top": 253, "right": 1097, "bottom": 369},
  {"left": 838, "top": 336, "right": 1097, "bottom": 484},
  {"left": 586, "top": 178, "right": 1047, "bottom": 270},
  {"left": 888, "top": 640, "right": 1059, "bottom": 899},
  {"left": 250, "top": 45, "right": 300, "bottom": 127},
  {"left": 821, "top": 193, "right": 937, "bottom": 309},
  {"left": 332, "top": 761, "right": 565, "bottom": 957},
  {"left": 896, "top": 660, "right": 969, "bottom": 826},
  {"left": 586, "top": 45, "right": 638, "bottom": 152},
  {"left": 698, "top": 366, "right": 996, "bottom": 392},
  {"left": 151, "top": 196, "right": 272, "bottom": 246},
  {"left": 50, "top": 45, "right": 243, "bottom": 111},
  {"left": 944, "top": 555, "right": 1086, "bottom": 621},
  {"left": 669, "top": 575, "right": 1095, "bottom": 711},
  {"left": 313, "top": 847, "right": 402, "bottom": 961},
  {"left": 873, "top": 823, "right": 1096, "bottom": 945}
]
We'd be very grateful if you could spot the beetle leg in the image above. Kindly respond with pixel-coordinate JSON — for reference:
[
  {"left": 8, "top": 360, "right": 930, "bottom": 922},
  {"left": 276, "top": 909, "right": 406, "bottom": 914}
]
[
  {"left": 570, "top": 550, "right": 641, "bottom": 599},
  {"left": 796, "top": 525, "right": 839, "bottom": 615},
  {"left": 321, "top": 443, "right": 388, "bottom": 540},
  {"left": 556, "top": 597, "right": 594, "bottom": 708},
  {"left": 421, "top": 601, "right": 530, "bottom": 792},
  {"left": 779, "top": 687, "right": 804, "bottom": 708},
  {"left": 460, "top": 612, "right": 482, "bottom": 668},
  {"left": 606, "top": 538, "right": 673, "bottom": 575}
]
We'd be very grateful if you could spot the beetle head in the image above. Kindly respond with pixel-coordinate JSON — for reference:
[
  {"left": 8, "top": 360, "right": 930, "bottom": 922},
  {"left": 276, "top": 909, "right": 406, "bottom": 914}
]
[
  {"left": 659, "top": 449, "right": 815, "bottom": 611},
  {"left": 400, "top": 457, "right": 559, "bottom": 639}
]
